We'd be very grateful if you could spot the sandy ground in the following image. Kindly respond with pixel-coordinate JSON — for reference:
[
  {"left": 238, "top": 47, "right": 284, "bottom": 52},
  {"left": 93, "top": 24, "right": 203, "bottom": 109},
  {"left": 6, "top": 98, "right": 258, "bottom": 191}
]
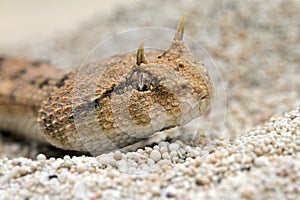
[{"left": 0, "top": 0, "right": 299, "bottom": 199}]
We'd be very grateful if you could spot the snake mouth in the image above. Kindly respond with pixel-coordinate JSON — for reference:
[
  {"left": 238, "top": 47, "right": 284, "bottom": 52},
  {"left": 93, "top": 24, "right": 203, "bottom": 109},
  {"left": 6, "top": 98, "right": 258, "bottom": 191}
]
[{"left": 158, "top": 124, "right": 177, "bottom": 132}]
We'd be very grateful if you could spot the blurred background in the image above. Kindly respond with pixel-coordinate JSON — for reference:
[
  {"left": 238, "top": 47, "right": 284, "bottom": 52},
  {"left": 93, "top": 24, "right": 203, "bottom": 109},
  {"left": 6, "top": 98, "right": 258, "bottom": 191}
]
[{"left": 0, "top": 0, "right": 137, "bottom": 45}]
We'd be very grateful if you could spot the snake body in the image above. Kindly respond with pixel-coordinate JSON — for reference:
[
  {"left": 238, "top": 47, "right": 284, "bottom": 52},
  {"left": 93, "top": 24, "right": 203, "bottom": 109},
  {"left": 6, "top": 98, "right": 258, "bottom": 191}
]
[{"left": 0, "top": 17, "right": 214, "bottom": 154}]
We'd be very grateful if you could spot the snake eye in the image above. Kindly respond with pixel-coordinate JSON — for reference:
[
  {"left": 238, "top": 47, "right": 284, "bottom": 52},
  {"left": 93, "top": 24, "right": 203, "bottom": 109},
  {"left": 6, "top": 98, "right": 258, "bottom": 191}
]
[
  {"left": 137, "top": 72, "right": 150, "bottom": 92},
  {"left": 130, "top": 71, "right": 151, "bottom": 92}
]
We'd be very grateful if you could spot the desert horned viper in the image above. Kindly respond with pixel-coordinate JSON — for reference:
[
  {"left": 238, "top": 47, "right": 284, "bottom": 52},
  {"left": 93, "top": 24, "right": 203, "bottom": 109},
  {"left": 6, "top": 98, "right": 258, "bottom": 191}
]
[{"left": 0, "top": 16, "right": 214, "bottom": 154}]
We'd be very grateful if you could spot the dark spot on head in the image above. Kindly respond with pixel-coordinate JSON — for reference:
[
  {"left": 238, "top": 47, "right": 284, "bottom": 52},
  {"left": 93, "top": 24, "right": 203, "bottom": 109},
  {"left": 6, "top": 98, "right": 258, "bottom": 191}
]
[
  {"left": 158, "top": 50, "right": 168, "bottom": 59},
  {"left": 94, "top": 87, "right": 114, "bottom": 108},
  {"left": 176, "top": 63, "right": 184, "bottom": 71},
  {"left": 55, "top": 75, "right": 69, "bottom": 87},
  {"left": 38, "top": 78, "right": 50, "bottom": 88},
  {"left": 178, "top": 63, "right": 184, "bottom": 68},
  {"left": 101, "top": 86, "right": 114, "bottom": 98}
]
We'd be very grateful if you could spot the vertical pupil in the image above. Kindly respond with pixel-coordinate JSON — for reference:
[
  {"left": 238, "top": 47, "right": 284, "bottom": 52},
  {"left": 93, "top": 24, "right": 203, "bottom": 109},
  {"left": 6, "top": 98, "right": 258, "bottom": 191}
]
[
  {"left": 137, "top": 72, "right": 149, "bottom": 91},
  {"left": 138, "top": 73, "right": 144, "bottom": 90}
]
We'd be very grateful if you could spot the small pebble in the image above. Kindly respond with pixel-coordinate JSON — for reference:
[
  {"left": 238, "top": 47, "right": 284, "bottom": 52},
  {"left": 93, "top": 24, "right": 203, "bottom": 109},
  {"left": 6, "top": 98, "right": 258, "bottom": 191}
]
[
  {"left": 76, "top": 163, "right": 87, "bottom": 173},
  {"left": 169, "top": 143, "right": 180, "bottom": 151},
  {"left": 162, "top": 152, "right": 169, "bottom": 159},
  {"left": 36, "top": 154, "right": 46, "bottom": 161},
  {"left": 147, "top": 158, "right": 155, "bottom": 166},
  {"left": 150, "top": 150, "right": 161, "bottom": 162},
  {"left": 254, "top": 157, "right": 269, "bottom": 167},
  {"left": 157, "top": 159, "right": 171, "bottom": 167},
  {"left": 18, "top": 166, "right": 30, "bottom": 176},
  {"left": 113, "top": 150, "right": 123, "bottom": 160}
]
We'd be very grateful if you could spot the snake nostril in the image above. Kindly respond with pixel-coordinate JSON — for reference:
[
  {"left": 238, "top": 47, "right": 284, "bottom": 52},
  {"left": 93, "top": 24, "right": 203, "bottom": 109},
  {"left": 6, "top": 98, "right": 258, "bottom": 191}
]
[{"left": 200, "top": 95, "right": 207, "bottom": 101}]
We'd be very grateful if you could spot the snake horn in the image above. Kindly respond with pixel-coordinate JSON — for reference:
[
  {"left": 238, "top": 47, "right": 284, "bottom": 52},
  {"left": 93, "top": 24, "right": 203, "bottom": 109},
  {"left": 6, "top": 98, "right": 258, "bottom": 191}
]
[
  {"left": 174, "top": 14, "right": 186, "bottom": 41},
  {"left": 136, "top": 42, "right": 147, "bottom": 65}
]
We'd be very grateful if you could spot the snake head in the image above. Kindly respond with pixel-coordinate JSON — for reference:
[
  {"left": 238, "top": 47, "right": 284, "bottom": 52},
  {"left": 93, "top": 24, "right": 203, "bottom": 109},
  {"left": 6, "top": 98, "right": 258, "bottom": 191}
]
[
  {"left": 124, "top": 15, "right": 214, "bottom": 126},
  {"left": 101, "top": 15, "right": 214, "bottom": 149},
  {"left": 38, "top": 15, "right": 214, "bottom": 154}
]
